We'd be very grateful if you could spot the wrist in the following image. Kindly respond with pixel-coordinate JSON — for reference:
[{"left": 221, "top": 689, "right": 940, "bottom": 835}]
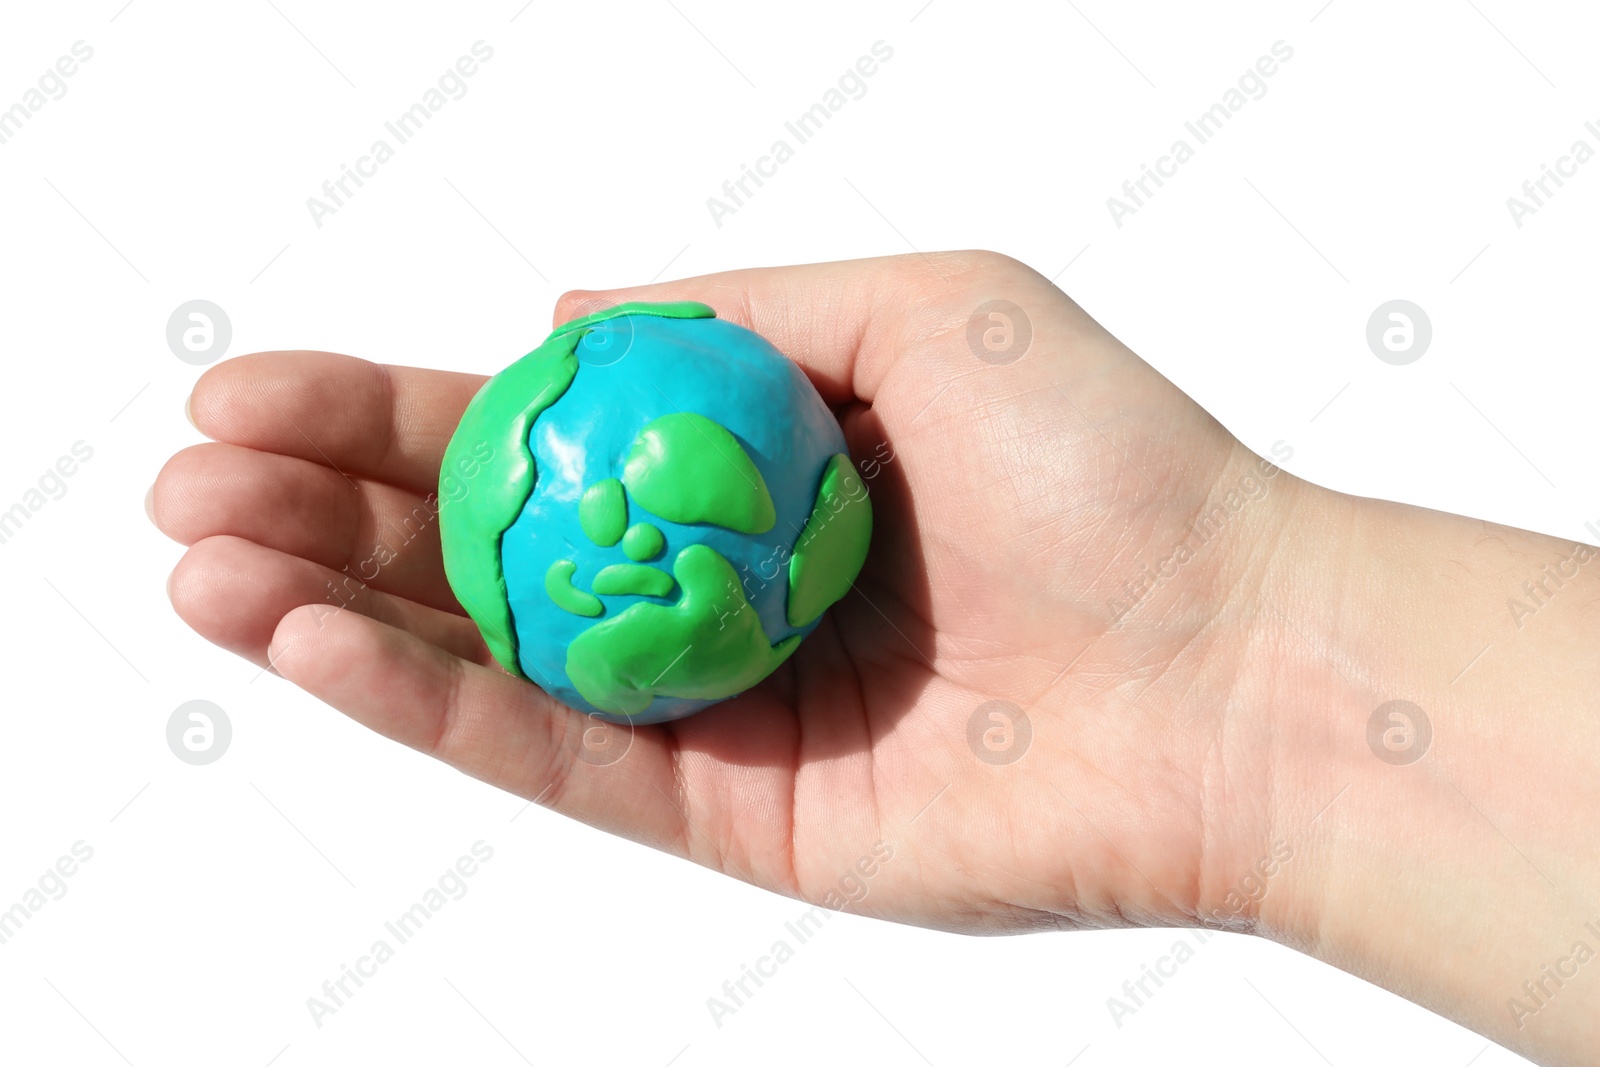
[{"left": 1246, "top": 479, "right": 1600, "bottom": 1064}]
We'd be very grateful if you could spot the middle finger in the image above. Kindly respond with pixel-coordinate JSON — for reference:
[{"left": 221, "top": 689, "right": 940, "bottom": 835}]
[{"left": 153, "top": 441, "right": 463, "bottom": 615}]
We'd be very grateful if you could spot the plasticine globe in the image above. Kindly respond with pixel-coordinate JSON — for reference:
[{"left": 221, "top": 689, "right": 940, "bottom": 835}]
[{"left": 438, "top": 301, "right": 872, "bottom": 725}]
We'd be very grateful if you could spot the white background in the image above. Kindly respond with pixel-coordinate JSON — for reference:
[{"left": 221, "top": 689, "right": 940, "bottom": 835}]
[{"left": 0, "top": 0, "right": 1592, "bottom": 1064}]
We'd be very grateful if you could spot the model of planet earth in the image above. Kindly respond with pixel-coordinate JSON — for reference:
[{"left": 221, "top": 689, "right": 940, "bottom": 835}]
[{"left": 438, "top": 301, "right": 872, "bottom": 725}]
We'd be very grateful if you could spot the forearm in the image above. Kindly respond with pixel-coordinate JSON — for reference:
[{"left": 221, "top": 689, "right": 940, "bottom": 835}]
[{"left": 1255, "top": 482, "right": 1600, "bottom": 1065}]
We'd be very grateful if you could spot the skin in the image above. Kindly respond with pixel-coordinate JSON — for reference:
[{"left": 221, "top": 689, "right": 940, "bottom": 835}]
[{"left": 152, "top": 251, "right": 1600, "bottom": 1065}]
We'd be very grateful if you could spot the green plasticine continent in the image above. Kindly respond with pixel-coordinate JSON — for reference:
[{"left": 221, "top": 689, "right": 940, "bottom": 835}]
[
  {"left": 622, "top": 412, "right": 776, "bottom": 534},
  {"left": 548, "top": 300, "right": 714, "bottom": 342},
  {"left": 787, "top": 454, "right": 873, "bottom": 627},
  {"left": 438, "top": 334, "right": 579, "bottom": 671},
  {"left": 437, "top": 300, "right": 715, "bottom": 675},
  {"left": 545, "top": 559, "right": 603, "bottom": 617},
  {"left": 622, "top": 522, "right": 665, "bottom": 561},
  {"left": 579, "top": 478, "right": 627, "bottom": 546},
  {"left": 566, "top": 544, "right": 801, "bottom": 716},
  {"left": 592, "top": 563, "right": 675, "bottom": 598}
]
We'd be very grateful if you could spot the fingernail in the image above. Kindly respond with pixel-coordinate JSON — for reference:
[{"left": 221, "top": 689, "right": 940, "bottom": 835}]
[
  {"left": 184, "top": 394, "right": 198, "bottom": 431},
  {"left": 144, "top": 484, "right": 156, "bottom": 524}
]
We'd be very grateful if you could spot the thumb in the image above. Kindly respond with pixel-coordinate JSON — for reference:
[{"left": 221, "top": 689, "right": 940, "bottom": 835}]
[{"left": 552, "top": 251, "right": 1016, "bottom": 406}]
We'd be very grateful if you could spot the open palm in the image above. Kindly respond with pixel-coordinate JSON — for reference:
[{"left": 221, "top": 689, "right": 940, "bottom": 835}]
[{"left": 155, "top": 251, "right": 1296, "bottom": 935}]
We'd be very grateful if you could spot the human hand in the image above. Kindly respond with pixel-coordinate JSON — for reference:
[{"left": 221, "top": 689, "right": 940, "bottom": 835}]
[
  {"left": 153, "top": 250, "right": 1600, "bottom": 1065},
  {"left": 153, "top": 250, "right": 1288, "bottom": 936}
]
